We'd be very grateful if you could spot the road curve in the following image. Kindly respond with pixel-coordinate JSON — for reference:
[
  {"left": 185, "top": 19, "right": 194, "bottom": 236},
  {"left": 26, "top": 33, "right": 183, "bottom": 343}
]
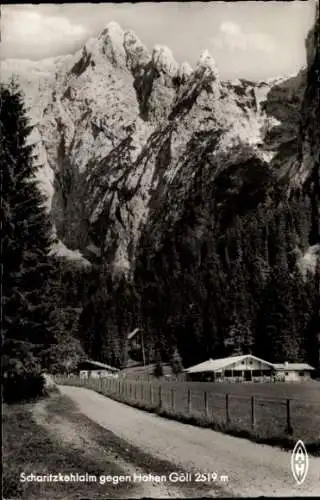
[{"left": 59, "top": 385, "right": 320, "bottom": 497}]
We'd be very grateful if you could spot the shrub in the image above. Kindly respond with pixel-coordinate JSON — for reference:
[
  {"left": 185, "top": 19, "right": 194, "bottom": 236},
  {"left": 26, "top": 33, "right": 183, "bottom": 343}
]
[
  {"left": 3, "top": 465, "right": 24, "bottom": 498},
  {"left": 171, "top": 348, "right": 184, "bottom": 375},
  {"left": 3, "top": 373, "right": 45, "bottom": 403},
  {"left": 153, "top": 362, "right": 164, "bottom": 378}
]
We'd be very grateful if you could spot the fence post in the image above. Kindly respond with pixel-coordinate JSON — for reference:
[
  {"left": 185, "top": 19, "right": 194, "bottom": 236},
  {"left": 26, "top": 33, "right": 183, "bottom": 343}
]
[
  {"left": 187, "top": 389, "right": 191, "bottom": 415},
  {"left": 150, "top": 384, "right": 153, "bottom": 405},
  {"left": 158, "top": 385, "right": 162, "bottom": 410},
  {"left": 171, "top": 388, "right": 175, "bottom": 411},
  {"left": 204, "top": 391, "right": 208, "bottom": 418},
  {"left": 251, "top": 396, "right": 255, "bottom": 430},
  {"left": 141, "top": 382, "right": 144, "bottom": 402},
  {"left": 226, "top": 394, "right": 230, "bottom": 424},
  {"left": 134, "top": 382, "right": 137, "bottom": 401},
  {"left": 286, "top": 399, "right": 293, "bottom": 435}
]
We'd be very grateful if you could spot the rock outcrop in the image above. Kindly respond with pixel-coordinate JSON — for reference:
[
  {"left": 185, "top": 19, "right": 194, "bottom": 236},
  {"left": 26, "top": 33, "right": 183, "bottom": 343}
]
[{"left": 1, "top": 16, "right": 318, "bottom": 274}]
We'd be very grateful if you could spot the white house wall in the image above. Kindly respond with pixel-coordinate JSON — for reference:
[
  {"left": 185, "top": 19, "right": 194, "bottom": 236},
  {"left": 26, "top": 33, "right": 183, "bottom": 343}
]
[{"left": 275, "top": 370, "right": 312, "bottom": 382}]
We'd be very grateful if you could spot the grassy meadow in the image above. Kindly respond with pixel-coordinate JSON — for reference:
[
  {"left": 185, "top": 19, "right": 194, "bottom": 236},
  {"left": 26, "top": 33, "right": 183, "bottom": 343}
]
[{"left": 61, "top": 375, "right": 320, "bottom": 455}]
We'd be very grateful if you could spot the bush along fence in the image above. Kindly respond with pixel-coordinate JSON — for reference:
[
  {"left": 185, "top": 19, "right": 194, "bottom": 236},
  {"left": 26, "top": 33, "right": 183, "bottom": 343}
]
[{"left": 54, "top": 375, "right": 320, "bottom": 455}]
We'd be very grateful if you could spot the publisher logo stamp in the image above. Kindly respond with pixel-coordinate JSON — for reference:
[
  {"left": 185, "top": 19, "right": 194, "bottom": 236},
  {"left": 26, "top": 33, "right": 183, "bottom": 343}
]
[{"left": 291, "top": 440, "right": 308, "bottom": 485}]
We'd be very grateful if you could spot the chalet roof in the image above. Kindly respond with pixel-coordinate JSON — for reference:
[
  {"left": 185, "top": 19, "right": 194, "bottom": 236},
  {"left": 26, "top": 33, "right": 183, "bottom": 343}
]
[
  {"left": 185, "top": 354, "right": 274, "bottom": 373},
  {"left": 127, "top": 328, "right": 142, "bottom": 340},
  {"left": 273, "top": 363, "right": 315, "bottom": 371},
  {"left": 79, "top": 359, "right": 120, "bottom": 372}
]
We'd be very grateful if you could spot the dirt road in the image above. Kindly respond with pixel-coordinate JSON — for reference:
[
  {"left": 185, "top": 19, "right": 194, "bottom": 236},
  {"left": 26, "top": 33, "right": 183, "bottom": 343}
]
[{"left": 60, "top": 385, "right": 320, "bottom": 497}]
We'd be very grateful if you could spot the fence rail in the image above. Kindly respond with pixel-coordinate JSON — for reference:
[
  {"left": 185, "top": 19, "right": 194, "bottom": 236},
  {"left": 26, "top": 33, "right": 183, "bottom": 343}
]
[{"left": 54, "top": 375, "right": 320, "bottom": 440}]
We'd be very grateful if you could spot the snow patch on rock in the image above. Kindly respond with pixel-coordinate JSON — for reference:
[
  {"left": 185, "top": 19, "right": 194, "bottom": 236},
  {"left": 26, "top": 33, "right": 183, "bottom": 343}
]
[
  {"left": 50, "top": 240, "right": 91, "bottom": 267},
  {"left": 297, "top": 245, "right": 320, "bottom": 277}
]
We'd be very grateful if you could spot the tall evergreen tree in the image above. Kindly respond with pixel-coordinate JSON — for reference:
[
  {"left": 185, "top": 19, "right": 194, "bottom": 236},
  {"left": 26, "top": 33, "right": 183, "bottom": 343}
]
[
  {"left": 1, "top": 82, "right": 64, "bottom": 393},
  {"left": 256, "top": 264, "right": 301, "bottom": 362}
]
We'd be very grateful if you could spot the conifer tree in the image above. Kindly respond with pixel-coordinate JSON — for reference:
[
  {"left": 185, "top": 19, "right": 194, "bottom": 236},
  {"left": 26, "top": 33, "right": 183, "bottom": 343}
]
[
  {"left": 153, "top": 348, "right": 164, "bottom": 377},
  {"left": 1, "top": 82, "right": 63, "bottom": 393},
  {"left": 171, "top": 347, "right": 184, "bottom": 375},
  {"left": 256, "top": 264, "right": 301, "bottom": 362}
]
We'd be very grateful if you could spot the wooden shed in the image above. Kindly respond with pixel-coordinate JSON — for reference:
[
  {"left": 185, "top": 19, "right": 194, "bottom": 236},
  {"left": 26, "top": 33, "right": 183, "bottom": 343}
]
[{"left": 78, "top": 359, "right": 120, "bottom": 379}]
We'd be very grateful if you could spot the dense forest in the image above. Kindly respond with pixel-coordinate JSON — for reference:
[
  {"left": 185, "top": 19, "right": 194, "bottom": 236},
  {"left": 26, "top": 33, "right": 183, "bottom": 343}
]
[
  {"left": 80, "top": 167, "right": 320, "bottom": 371},
  {"left": 2, "top": 70, "right": 319, "bottom": 401}
]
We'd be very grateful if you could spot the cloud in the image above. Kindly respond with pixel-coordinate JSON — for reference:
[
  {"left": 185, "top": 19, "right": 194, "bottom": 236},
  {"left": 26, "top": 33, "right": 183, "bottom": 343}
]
[
  {"left": 212, "top": 21, "right": 275, "bottom": 55},
  {"left": 1, "top": 8, "right": 88, "bottom": 58}
]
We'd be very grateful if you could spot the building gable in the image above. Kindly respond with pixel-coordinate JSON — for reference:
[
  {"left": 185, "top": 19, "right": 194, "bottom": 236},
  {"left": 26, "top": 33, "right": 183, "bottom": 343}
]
[
  {"left": 185, "top": 354, "right": 274, "bottom": 374},
  {"left": 228, "top": 356, "right": 273, "bottom": 371}
]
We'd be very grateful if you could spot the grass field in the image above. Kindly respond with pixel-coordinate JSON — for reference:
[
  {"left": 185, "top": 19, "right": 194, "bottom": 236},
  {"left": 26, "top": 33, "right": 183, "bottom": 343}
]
[
  {"left": 140, "top": 380, "right": 320, "bottom": 443},
  {"left": 161, "top": 379, "right": 320, "bottom": 402},
  {"left": 158, "top": 380, "right": 320, "bottom": 442},
  {"left": 59, "top": 376, "right": 320, "bottom": 455}
]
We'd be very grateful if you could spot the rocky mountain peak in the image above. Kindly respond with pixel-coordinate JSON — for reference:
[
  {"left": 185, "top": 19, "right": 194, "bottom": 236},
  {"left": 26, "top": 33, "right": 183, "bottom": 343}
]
[
  {"left": 96, "top": 21, "right": 127, "bottom": 68},
  {"left": 1, "top": 17, "right": 316, "bottom": 273},
  {"left": 196, "top": 49, "right": 219, "bottom": 79},
  {"left": 123, "top": 29, "right": 151, "bottom": 71},
  {"left": 98, "top": 20, "right": 125, "bottom": 42},
  {"left": 151, "top": 45, "right": 179, "bottom": 77},
  {"left": 178, "top": 61, "right": 193, "bottom": 82}
]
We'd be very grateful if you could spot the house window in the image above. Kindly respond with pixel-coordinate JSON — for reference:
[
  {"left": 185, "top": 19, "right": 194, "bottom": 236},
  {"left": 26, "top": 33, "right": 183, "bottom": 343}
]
[
  {"left": 215, "top": 372, "right": 221, "bottom": 379},
  {"left": 233, "top": 370, "right": 243, "bottom": 376},
  {"left": 285, "top": 372, "right": 289, "bottom": 376},
  {"left": 252, "top": 370, "right": 261, "bottom": 377},
  {"left": 299, "top": 371, "right": 305, "bottom": 376},
  {"left": 225, "top": 370, "right": 232, "bottom": 377}
]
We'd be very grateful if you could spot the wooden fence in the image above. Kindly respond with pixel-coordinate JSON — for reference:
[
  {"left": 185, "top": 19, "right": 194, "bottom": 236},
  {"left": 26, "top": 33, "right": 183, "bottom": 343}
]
[{"left": 54, "top": 375, "right": 319, "bottom": 439}]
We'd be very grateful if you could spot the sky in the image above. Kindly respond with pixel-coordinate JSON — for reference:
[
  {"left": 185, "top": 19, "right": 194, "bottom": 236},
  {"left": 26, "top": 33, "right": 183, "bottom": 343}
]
[{"left": 0, "top": 1, "right": 316, "bottom": 81}]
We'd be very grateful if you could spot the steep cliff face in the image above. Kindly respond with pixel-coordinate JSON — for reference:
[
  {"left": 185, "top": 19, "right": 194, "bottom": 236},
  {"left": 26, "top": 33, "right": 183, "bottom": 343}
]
[
  {"left": 1, "top": 20, "right": 315, "bottom": 274},
  {"left": 300, "top": 2, "right": 320, "bottom": 248}
]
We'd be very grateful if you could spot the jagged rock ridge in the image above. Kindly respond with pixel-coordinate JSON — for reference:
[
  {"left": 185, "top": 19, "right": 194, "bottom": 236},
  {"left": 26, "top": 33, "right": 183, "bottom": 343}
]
[{"left": 1, "top": 18, "right": 317, "bottom": 273}]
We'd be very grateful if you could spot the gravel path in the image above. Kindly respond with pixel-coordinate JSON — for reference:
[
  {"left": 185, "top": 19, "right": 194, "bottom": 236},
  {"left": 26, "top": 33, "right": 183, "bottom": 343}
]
[{"left": 60, "top": 385, "right": 320, "bottom": 497}]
